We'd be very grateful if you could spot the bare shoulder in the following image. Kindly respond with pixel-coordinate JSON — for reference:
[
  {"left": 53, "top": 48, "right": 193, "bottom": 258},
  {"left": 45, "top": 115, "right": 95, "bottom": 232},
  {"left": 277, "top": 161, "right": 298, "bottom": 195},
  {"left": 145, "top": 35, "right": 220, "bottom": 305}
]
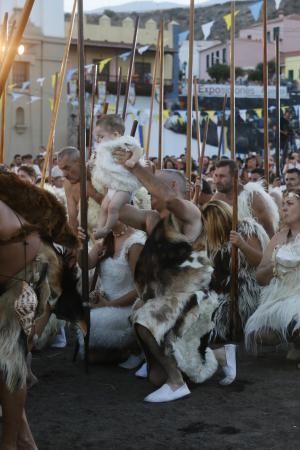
[{"left": 145, "top": 210, "right": 160, "bottom": 235}]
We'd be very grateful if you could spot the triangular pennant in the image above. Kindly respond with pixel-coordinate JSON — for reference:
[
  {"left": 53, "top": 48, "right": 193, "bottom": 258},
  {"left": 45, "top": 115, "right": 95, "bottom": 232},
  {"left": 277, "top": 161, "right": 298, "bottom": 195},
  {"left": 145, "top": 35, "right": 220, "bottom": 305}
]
[
  {"left": 254, "top": 108, "right": 262, "bottom": 118},
  {"left": 249, "top": 1, "right": 263, "bottom": 21},
  {"left": 275, "top": 0, "right": 281, "bottom": 9},
  {"left": 8, "top": 83, "right": 17, "bottom": 90},
  {"left": 66, "top": 68, "right": 77, "bottom": 82},
  {"left": 138, "top": 45, "right": 150, "bottom": 55},
  {"left": 27, "top": 96, "right": 40, "bottom": 104},
  {"left": 21, "top": 81, "right": 30, "bottom": 90},
  {"left": 36, "top": 77, "right": 45, "bottom": 87},
  {"left": 9, "top": 92, "right": 23, "bottom": 102},
  {"left": 201, "top": 21, "right": 214, "bottom": 40},
  {"left": 98, "top": 58, "right": 112, "bottom": 74},
  {"left": 119, "top": 51, "right": 131, "bottom": 61},
  {"left": 178, "top": 30, "right": 189, "bottom": 45},
  {"left": 84, "top": 64, "right": 94, "bottom": 73},
  {"left": 223, "top": 10, "right": 240, "bottom": 31}
]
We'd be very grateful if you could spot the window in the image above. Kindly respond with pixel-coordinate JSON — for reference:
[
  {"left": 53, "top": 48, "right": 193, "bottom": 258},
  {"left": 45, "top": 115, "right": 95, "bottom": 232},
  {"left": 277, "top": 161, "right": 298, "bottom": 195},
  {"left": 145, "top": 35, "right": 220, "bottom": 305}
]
[
  {"left": 288, "top": 70, "right": 294, "bottom": 81},
  {"left": 267, "top": 31, "right": 271, "bottom": 42},
  {"left": 211, "top": 52, "right": 214, "bottom": 65},
  {"left": 273, "top": 27, "right": 280, "bottom": 40},
  {"left": 216, "top": 50, "right": 220, "bottom": 64},
  {"left": 206, "top": 54, "right": 210, "bottom": 69},
  {"left": 16, "top": 107, "right": 25, "bottom": 126},
  {"left": 247, "top": 35, "right": 252, "bottom": 40},
  {"left": 12, "top": 62, "right": 29, "bottom": 86},
  {"left": 222, "top": 48, "right": 226, "bottom": 64},
  {"left": 134, "top": 62, "right": 151, "bottom": 83}
]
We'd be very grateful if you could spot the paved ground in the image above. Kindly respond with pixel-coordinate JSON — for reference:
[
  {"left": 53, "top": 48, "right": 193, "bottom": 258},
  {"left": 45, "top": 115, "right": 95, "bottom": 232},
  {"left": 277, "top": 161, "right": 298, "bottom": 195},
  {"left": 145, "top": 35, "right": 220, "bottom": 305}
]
[{"left": 8, "top": 342, "right": 299, "bottom": 450}]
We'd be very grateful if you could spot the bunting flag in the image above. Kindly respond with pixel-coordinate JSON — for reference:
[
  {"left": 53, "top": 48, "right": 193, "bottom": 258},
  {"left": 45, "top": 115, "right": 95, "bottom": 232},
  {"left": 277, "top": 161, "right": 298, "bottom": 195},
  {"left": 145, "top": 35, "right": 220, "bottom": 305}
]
[
  {"left": 239, "top": 109, "right": 247, "bottom": 121},
  {"left": 254, "top": 108, "right": 262, "bottom": 118},
  {"left": 223, "top": 10, "right": 240, "bottom": 31},
  {"left": 9, "top": 92, "right": 23, "bottom": 102},
  {"left": 178, "top": 30, "right": 189, "bottom": 46},
  {"left": 51, "top": 74, "right": 57, "bottom": 88},
  {"left": 201, "top": 21, "right": 214, "bottom": 40},
  {"left": 21, "top": 81, "right": 30, "bottom": 90},
  {"left": 249, "top": 1, "right": 263, "bottom": 21},
  {"left": 8, "top": 83, "right": 17, "bottom": 90},
  {"left": 98, "top": 58, "right": 112, "bottom": 74},
  {"left": 66, "top": 68, "right": 77, "bottom": 82},
  {"left": 138, "top": 45, "right": 150, "bottom": 55},
  {"left": 119, "top": 51, "right": 131, "bottom": 61},
  {"left": 275, "top": 0, "right": 281, "bottom": 9},
  {"left": 84, "top": 64, "right": 94, "bottom": 73},
  {"left": 36, "top": 77, "right": 45, "bottom": 87},
  {"left": 49, "top": 98, "right": 54, "bottom": 111},
  {"left": 27, "top": 96, "right": 40, "bottom": 104}
]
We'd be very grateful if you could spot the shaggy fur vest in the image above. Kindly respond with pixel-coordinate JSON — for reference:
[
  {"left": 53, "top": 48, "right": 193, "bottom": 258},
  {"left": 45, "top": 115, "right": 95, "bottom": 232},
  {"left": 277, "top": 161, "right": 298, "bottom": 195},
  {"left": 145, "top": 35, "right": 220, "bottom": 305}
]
[
  {"left": 210, "top": 218, "right": 269, "bottom": 341},
  {"left": 132, "top": 215, "right": 219, "bottom": 384}
]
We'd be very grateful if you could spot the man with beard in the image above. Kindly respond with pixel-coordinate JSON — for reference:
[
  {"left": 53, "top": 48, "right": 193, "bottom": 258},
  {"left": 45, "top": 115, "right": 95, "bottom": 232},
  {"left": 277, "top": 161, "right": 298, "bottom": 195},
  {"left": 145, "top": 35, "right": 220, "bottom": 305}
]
[{"left": 213, "top": 160, "right": 279, "bottom": 238}]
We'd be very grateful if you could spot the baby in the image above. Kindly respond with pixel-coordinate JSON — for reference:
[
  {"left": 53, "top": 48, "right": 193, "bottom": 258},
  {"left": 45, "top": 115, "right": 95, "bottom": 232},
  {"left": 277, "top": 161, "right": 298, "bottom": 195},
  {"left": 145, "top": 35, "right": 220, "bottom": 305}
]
[{"left": 91, "top": 115, "right": 143, "bottom": 238}]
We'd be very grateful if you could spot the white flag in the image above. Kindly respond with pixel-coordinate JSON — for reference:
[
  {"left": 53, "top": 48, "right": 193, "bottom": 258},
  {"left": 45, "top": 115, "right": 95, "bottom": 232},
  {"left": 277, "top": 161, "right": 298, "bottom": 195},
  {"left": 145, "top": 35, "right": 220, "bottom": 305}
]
[
  {"left": 9, "top": 92, "right": 23, "bottom": 102},
  {"left": 239, "top": 109, "right": 247, "bottom": 121},
  {"left": 36, "top": 77, "right": 45, "bottom": 87},
  {"left": 201, "top": 21, "right": 214, "bottom": 40},
  {"left": 138, "top": 45, "right": 150, "bottom": 55},
  {"left": 275, "top": 0, "right": 281, "bottom": 9},
  {"left": 85, "top": 64, "right": 94, "bottom": 74},
  {"left": 27, "top": 96, "right": 40, "bottom": 104},
  {"left": 21, "top": 81, "right": 30, "bottom": 90}
]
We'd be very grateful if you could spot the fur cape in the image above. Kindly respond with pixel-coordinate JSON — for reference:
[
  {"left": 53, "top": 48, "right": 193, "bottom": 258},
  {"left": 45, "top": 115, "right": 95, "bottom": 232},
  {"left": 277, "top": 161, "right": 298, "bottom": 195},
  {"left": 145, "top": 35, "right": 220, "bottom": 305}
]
[
  {"left": 210, "top": 218, "right": 269, "bottom": 341},
  {"left": 245, "top": 234, "right": 300, "bottom": 351},
  {"left": 91, "top": 136, "right": 142, "bottom": 192},
  {"left": 132, "top": 214, "right": 219, "bottom": 384},
  {"left": 0, "top": 172, "right": 78, "bottom": 249},
  {"left": 238, "top": 181, "right": 280, "bottom": 232}
]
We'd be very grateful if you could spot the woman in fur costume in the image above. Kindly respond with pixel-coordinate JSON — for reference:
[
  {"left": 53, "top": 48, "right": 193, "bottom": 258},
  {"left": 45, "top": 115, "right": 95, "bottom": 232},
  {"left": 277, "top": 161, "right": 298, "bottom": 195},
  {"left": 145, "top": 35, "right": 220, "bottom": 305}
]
[
  {"left": 91, "top": 115, "right": 143, "bottom": 238},
  {"left": 201, "top": 200, "right": 269, "bottom": 340},
  {"left": 245, "top": 189, "right": 300, "bottom": 364}
]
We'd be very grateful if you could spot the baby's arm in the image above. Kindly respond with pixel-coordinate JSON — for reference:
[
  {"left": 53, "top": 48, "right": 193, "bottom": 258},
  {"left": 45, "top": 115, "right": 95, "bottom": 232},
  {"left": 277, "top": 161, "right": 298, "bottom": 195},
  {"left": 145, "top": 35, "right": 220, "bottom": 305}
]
[{"left": 124, "top": 143, "right": 143, "bottom": 168}]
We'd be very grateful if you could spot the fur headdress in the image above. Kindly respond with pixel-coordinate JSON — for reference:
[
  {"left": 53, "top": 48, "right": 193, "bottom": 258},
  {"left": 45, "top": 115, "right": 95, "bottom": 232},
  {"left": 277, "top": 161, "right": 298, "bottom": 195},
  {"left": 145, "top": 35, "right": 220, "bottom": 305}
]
[{"left": 0, "top": 172, "right": 78, "bottom": 248}]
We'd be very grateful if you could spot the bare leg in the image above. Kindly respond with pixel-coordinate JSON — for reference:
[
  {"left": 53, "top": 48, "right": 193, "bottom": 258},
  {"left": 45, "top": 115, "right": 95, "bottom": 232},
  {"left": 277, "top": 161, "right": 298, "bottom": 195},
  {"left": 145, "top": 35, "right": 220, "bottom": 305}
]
[
  {"left": 0, "top": 377, "right": 36, "bottom": 450},
  {"left": 135, "top": 324, "right": 183, "bottom": 389},
  {"left": 17, "top": 411, "right": 38, "bottom": 450},
  {"left": 94, "top": 194, "right": 110, "bottom": 238},
  {"left": 101, "top": 191, "right": 131, "bottom": 236}
]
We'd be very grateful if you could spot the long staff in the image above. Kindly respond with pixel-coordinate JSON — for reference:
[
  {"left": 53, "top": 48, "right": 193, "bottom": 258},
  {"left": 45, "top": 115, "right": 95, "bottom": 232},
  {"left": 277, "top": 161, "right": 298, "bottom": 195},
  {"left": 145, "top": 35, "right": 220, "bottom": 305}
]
[
  {"left": 122, "top": 16, "right": 139, "bottom": 121},
  {"left": 217, "top": 94, "right": 227, "bottom": 160},
  {"left": 0, "top": 14, "right": 8, "bottom": 164},
  {"left": 193, "top": 77, "right": 201, "bottom": 177},
  {"left": 158, "top": 19, "right": 164, "bottom": 169},
  {"left": 185, "top": 0, "right": 195, "bottom": 188},
  {"left": 77, "top": 0, "right": 90, "bottom": 372},
  {"left": 115, "top": 66, "right": 122, "bottom": 116},
  {"left": 48, "top": 73, "right": 59, "bottom": 179},
  {"left": 0, "top": 0, "right": 36, "bottom": 97},
  {"left": 40, "top": 0, "right": 77, "bottom": 187},
  {"left": 199, "top": 117, "right": 209, "bottom": 186},
  {"left": 263, "top": 0, "right": 269, "bottom": 188},
  {"left": 229, "top": 1, "right": 239, "bottom": 342},
  {"left": 275, "top": 32, "right": 280, "bottom": 177},
  {"left": 145, "top": 29, "right": 161, "bottom": 160},
  {"left": 88, "top": 64, "right": 98, "bottom": 159}
]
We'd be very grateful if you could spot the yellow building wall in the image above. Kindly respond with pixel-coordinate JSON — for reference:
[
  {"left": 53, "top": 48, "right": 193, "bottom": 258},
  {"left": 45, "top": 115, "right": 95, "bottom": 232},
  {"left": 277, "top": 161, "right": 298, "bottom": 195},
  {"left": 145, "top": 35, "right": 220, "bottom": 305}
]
[{"left": 285, "top": 56, "right": 300, "bottom": 81}]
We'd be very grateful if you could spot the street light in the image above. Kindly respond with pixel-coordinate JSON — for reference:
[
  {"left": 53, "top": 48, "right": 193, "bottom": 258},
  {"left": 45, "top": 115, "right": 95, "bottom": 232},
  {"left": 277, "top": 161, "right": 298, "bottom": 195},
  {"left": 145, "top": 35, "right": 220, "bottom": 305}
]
[{"left": 17, "top": 44, "right": 25, "bottom": 56}]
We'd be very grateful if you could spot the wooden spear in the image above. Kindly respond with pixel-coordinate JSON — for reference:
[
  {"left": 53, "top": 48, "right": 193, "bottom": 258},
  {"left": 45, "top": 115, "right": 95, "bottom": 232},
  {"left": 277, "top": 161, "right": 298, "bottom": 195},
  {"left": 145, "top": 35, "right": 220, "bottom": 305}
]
[
  {"left": 217, "top": 94, "right": 227, "bottom": 160},
  {"left": 0, "top": 13, "right": 8, "bottom": 164},
  {"left": 185, "top": 0, "right": 195, "bottom": 189},
  {"left": 130, "top": 119, "right": 138, "bottom": 137},
  {"left": 275, "top": 32, "right": 280, "bottom": 177},
  {"left": 48, "top": 72, "right": 59, "bottom": 179},
  {"left": 122, "top": 16, "right": 139, "bottom": 121},
  {"left": 263, "top": 0, "right": 269, "bottom": 188},
  {"left": 193, "top": 77, "right": 201, "bottom": 177},
  {"left": 229, "top": 0, "right": 239, "bottom": 342},
  {"left": 158, "top": 19, "right": 165, "bottom": 170},
  {"left": 77, "top": 0, "right": 90, "bottom": 372},
  {"left": 40, "top": 0, "right": 77, "bottom": 187},
  {"left": 198, "top": 116, "right": 209, "bottom": 186},
  {"left": 115, "top": 66, "right": 122, "bottom": 116},
  {"left": 145, "top": 28, "right": 161, "bottom": 160},
  {"left": 0, "top": 0, "right": 36, "bottom": 98},
  {"left": 88, "top": 64, "right": 98, "bottom": 159}
]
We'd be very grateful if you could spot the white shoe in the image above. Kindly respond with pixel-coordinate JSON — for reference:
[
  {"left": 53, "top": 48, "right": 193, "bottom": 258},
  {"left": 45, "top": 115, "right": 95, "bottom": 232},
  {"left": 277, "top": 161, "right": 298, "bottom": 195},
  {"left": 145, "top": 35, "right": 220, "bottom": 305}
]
[
  {"left": 219, "top": 344, "right": 237, "bottom": 386},
  {"left": 144, "top": 383, "right": 191, "bottom": 403},
  {"left": 119, "top": 354, "right": 144, "bottom": 370},
  {"left": 135, "top": 362, "right": 148, "bottom": 379},
  {"left": 51, "top": 326, "right": 67, "bottom": 348}
]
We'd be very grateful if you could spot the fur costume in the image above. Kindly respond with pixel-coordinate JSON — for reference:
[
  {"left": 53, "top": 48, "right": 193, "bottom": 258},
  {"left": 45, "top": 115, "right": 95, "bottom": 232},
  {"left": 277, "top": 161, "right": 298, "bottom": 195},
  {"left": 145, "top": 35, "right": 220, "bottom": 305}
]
[
  {"left": 132, "top": 215, "right": 219, "bottom": 384},
  {"left": 0, "top": 244, "right": 54, "bottom": 391},
  {"left": 210, "top": 218, "right": 269, "bottom": 340},
  {"left": 0, "top": 172, "right": 78, "bottom": 249},
  {"left": 238, "top": 181, "right": 280, "bottom": 232},
  {"left": 92, "top": 136, "right": 142, "bottom": 193},
  {"left": 245, "top": 234, "right": 300, "bottom": 351}
]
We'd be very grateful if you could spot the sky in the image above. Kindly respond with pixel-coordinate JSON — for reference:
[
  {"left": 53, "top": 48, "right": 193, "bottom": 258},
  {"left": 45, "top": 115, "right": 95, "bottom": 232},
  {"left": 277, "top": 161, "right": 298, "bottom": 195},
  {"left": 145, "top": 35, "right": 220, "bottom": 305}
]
[{"left": 64, "top": 0, "right": 202, "bottom": 12}]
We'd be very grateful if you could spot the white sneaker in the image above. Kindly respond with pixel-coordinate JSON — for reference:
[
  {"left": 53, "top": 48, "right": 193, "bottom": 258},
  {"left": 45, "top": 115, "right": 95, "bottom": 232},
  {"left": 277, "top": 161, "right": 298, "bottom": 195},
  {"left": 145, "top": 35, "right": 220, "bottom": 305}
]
[
  {"left": 51, "top": 326, "right": 67, "bottom": 348},
  {"left": 219, "top": 344, "right": 237, "bottom": 386},
  {"left": 135, "top": 362, "right": 148, "bottom": 378},
  {"left": 119, "top": 354, "right": 144, "bottom": 370},
  {"left": 144, "top": 383, "right": 191, "bottom": 403}
]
